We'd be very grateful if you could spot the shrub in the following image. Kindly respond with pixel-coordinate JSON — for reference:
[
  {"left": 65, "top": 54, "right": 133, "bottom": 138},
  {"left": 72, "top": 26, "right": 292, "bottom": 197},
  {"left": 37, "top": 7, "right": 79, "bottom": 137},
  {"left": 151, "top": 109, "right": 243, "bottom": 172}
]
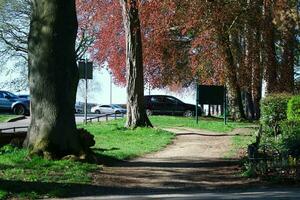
[
  {"left": 287, "top": 95, "right": 300, "bottom": 121},
  {"left": 260, "top": 93, "right": 292, "bottom": 136},
  {"left": 278, "top": 120, "right": 300, "bottom": 157}
]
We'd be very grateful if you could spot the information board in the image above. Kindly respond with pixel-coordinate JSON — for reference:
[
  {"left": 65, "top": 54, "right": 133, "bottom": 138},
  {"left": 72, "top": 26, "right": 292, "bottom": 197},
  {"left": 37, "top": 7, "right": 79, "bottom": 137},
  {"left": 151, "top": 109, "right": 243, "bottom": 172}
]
[
  {"left": 197, "top": 85, "right": 225, "bottom": 105},
  {"left": 78, "top": 61, "right": 93, "bottom": 79}
]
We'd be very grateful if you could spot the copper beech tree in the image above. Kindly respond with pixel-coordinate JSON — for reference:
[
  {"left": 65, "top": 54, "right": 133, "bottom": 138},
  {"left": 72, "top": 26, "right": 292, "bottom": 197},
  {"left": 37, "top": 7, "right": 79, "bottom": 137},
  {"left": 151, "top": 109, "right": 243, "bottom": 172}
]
[{"left": 77, "top": 0, "right": 299, "bottom": 120}]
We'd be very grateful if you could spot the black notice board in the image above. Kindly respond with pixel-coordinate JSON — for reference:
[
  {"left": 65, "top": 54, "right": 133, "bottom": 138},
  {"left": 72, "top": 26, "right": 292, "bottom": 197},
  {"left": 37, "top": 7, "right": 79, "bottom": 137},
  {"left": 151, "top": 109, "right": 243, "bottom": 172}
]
[{"left": 197, "top": 85, "right": 225, "bottom": 105}]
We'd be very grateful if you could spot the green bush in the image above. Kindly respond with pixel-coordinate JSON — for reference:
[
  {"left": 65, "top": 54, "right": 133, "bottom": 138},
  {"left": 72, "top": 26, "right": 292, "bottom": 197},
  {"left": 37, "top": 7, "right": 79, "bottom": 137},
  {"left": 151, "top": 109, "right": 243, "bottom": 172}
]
[
  {"left": 278, "top": 120, "right": 300, "bottom": 157},
  {"left": 287, "top": 95, "right": 300, "bottom": 121},
  {"left": 260, "top": 93, "right": 292, "bottom": 136}
]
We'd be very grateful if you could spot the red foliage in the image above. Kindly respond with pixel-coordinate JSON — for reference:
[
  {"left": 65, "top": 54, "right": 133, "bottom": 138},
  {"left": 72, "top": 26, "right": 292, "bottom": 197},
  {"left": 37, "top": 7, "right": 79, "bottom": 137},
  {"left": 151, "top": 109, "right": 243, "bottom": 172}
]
[{"left": 76, "top": 0, "right": 241, "bottom": 89}]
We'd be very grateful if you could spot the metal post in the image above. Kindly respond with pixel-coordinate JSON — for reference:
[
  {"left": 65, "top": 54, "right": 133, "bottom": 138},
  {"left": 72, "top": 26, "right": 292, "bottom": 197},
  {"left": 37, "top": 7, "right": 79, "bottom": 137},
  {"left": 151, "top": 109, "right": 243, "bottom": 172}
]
[
  {"left": 110, "top": 71, "right": 112, "bottom": 105},
  {"left": 196, "top": 84, "right": 199, "bottom": 124},
  {"left": 84, "top": 59, "right": 88, "bottom": 125},
  {"left": 224, "top": 86, "right": 227, "bottom": 125}
]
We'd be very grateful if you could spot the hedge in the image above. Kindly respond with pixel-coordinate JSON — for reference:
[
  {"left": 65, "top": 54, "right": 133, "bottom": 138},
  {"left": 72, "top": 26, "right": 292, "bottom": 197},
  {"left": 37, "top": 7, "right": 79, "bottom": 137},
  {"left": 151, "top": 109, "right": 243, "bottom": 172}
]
[
  {"left": 287, "top": 95, "right": 300, "bottom": 121},
  {"left": 278, "top": 120, "right": 300, "bottom": 156},
  {"left": 260, "top": 93, "right": 292, "bottom": 136}
]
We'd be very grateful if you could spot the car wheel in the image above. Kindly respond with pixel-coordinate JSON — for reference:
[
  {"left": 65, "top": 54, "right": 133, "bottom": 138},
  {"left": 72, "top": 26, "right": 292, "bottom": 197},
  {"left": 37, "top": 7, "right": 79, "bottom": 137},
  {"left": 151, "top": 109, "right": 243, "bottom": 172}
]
[
  {"left": 183, "top": 110, "right": 193, "bottom": 117},
  {"left": 13, "top": 104, "right": 26, "bottom": 115},
  {"left": 146, "top": 109, "right": 153, "bottom": 116},
  {"left": 95, "top": 110, "right": 101, "bottom": 114},
  {"left": 115, "top": 110, "right": 121, "bottom": 114}
]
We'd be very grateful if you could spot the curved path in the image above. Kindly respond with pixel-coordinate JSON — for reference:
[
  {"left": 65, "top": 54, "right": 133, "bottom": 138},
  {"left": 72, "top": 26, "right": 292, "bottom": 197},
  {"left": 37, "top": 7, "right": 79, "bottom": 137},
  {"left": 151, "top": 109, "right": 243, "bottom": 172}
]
[{"left": 53, "top": 127, "right": 299, "bottom": 199}]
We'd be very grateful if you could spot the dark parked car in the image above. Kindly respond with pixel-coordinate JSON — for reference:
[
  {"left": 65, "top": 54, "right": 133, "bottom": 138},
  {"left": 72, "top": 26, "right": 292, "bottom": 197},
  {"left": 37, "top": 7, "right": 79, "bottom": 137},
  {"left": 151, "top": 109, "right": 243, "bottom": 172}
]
[
  {"left": 144, "top": 95, "right": 201, "bottom": 117},
  {"left": 0, "top": 90, "right": 30, "bottom": 115}
]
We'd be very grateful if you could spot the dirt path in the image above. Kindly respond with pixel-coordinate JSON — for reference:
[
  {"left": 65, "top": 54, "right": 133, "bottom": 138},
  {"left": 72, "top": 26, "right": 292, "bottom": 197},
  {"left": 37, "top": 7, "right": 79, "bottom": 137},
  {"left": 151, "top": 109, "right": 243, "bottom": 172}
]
[
  {"left": 90, "top": 127, "right": 258, "bottom": 191},
  {"left": 51, "top": 127, "right": 300, "bottom": 199}
]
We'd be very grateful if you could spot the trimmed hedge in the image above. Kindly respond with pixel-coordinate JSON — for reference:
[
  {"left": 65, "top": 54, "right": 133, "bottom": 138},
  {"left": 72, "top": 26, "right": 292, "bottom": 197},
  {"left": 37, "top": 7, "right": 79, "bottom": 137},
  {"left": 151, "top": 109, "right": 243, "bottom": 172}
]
[
  {"left": 287, "top": 95, "right": 300, "bottom": 121},
  {"left": 260, "top": 93, "right": 292, "bottom": 136}
]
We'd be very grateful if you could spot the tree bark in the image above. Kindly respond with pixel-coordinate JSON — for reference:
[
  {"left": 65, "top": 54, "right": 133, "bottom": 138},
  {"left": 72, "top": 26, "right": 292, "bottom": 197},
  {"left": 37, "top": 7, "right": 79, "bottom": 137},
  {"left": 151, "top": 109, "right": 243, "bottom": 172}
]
[
  {"left": 249, "top": 0, "right": 263, "bottom": 120},
  {"left": 278, "top": 1, "right": 296, "bottom": 93},
  {"left": 251, "top": 28, "right": 262, "bottom": 120},
  {"left": 217, "top": 26, "right": 245, "bottom": 120},
  {"left": 120, "top": 0, "right": 152, "bottom": 128},
  {"left": 24, "top": 0, "right": 82, "bottom": 158},
  {"left": 263, "top": 0, "right": 278, "bottom": 94}
]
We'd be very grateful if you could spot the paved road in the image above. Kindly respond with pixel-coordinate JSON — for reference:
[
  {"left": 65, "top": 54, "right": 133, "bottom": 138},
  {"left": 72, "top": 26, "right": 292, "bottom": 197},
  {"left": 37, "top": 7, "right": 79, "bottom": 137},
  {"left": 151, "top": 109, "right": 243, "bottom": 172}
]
[
  {"left": 52, "top": 188, "right": 300, "bottom": 200},
  {"left": 0, "top": 114, "right": 124, "bottom": 133}
]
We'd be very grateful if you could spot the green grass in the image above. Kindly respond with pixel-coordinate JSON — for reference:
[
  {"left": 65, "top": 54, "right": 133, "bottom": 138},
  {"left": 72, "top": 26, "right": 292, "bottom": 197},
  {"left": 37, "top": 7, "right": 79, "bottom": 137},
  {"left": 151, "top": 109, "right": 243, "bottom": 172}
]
[
  {"left": 80, "top": 120, "right": 174, "bottom": 160},
  {"left": 226, "top": 132, "right": 256, "bottom": 158},
  {"left": 0, "top": 190, "right": 7, "bottom": 200},
  {"left": 149, "top": 116, "right": 253, "bottom": 132},
  {"left": 0, "top": 120, "right": 174, "bottom": 199},
  {"left": 0, "top": 115, "right": 20, "bottom": 123},
  {"left": 0, "top": 145, "right": 98, "bottom": 199}
]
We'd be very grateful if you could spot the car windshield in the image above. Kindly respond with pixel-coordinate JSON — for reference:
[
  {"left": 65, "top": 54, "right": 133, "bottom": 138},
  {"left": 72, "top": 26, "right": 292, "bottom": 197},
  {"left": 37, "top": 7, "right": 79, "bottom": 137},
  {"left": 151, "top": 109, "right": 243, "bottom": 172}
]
[
  {"left": 111, "top": 104, "right": 122, "bottom": 109},
  {"left": 4, "top": 91, "right": 18, "bottom": 98},
  {"left": 165, "top": 96, "right": 183, "bottom": 104}
]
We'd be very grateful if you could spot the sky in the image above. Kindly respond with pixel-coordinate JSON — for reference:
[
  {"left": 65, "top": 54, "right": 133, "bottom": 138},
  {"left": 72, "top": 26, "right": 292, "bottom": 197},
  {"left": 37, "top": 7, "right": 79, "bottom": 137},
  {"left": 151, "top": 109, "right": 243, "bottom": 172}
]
[
  {"left": 77, "top": 68, "right": 196, "bottom": 105},
  {"left": 0, "top": 62, "right": 196, "bottom": 106}
]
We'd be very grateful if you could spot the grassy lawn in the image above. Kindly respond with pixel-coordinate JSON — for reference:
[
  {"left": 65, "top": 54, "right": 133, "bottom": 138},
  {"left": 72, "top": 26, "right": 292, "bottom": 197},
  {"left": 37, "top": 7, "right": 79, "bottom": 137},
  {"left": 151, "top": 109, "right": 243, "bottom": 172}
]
[
  {"left": 225, "top": 133, "right": 256, "bottom": 158},
  {"left": 80, "top": 120, "right": 174, "bottom": 160},
  {"left": 0, "top": 115, "right": 20, "bottom": 123},
  {"left": 0, "top": 120, "right": 174, "bottom": 199},
  {"left": 149, "top": 116, "right": 254, "bottom": 132}
]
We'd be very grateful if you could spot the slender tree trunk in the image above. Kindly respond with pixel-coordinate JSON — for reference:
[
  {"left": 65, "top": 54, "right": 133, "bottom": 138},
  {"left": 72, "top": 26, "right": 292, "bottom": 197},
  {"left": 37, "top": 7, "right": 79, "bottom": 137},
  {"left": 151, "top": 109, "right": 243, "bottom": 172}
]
[
  {"left": 24, "top": 0, "right": 82, "bottom": 158},
  {"left": 120, "top": 0, "right": 152, "bottom": 128},
  {"left": 248, "top": 0, "right": 263, "bottom": 120},
  {"left": 251, "top": 25, "right": 263, "bottom": 120}
]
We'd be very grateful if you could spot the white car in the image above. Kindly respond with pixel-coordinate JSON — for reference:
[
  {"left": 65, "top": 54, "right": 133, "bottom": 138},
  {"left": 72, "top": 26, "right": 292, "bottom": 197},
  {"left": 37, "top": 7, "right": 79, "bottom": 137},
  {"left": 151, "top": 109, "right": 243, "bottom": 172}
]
[{"left": 91, "top": 104, "right": 127, "bottom": 114}]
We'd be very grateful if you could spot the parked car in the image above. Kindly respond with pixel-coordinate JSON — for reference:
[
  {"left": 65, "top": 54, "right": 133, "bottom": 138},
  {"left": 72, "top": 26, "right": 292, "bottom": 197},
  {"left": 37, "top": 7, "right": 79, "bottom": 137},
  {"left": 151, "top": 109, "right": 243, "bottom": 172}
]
[
  {"left": 18, "top": 94, "right": 30, "bottom": 100},
  {"left": 144, "top": 95, "right": 201, "bottom": 117},
  {"left": 75, "top": 103, "right": 83, "bottom": 114},
  {"left": 0, "top": 90, "right": 30, "bottom": 115},
  {"left": 91, "top": 104, "right": 127, "bottom": 114}
]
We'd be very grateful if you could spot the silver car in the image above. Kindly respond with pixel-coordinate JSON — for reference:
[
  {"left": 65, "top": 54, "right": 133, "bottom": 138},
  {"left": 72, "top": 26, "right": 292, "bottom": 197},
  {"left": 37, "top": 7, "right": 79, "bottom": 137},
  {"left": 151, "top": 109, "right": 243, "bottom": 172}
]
[
  {"left": 91, "top": 104, "right": 126, "bottom": 114},
  {"left": 0, "top": 90, "right": 30, "bottom": 115}
]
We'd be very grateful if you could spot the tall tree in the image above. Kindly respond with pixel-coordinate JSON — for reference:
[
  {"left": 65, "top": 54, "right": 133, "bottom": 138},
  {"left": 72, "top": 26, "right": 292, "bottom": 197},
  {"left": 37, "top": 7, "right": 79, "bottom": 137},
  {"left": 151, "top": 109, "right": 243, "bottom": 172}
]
[
  {"left": 119, "top": 0, "right": 152, "bottom": 128},
  {"left": 24, "top": 0, "right": 84, "bottom": 158},
  {"left": 0, "top": 0, "right": 93, "bottom": 90},
  {"left": 276, "top": 0, "right": 298, "bottom": 93},
  {"left": 263, "top": 0, "right": 279, "bottom": 94}
]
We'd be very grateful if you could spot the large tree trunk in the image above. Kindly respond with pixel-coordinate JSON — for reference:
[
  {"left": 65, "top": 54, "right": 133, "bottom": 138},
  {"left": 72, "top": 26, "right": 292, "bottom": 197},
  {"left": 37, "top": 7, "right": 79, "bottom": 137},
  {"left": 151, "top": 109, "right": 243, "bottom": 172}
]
[
  {"left": 278, "top": 1, "right": 296, "bottom": 93},
  {"left": 120, "top": 0, "right": 152, "bottom": 128},
  {"left": 263, "top": 0, "right": 278, "bottom": 94},
  {"left": 217, "top": 28, "right": 245, "bottom": 120},
  {"left": 24, "top": 0, "right": 82, "bottom": 158}
]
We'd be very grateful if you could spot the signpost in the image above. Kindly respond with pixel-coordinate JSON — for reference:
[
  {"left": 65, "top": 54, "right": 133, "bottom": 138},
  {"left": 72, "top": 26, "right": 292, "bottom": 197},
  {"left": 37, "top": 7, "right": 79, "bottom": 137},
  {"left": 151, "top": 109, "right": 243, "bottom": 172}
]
[
  {"left": 196, "top": 85, "right": 227, "bottom": 125},
  {"left": 78, "top": 59, "right": 93, "bottom": 124}
]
